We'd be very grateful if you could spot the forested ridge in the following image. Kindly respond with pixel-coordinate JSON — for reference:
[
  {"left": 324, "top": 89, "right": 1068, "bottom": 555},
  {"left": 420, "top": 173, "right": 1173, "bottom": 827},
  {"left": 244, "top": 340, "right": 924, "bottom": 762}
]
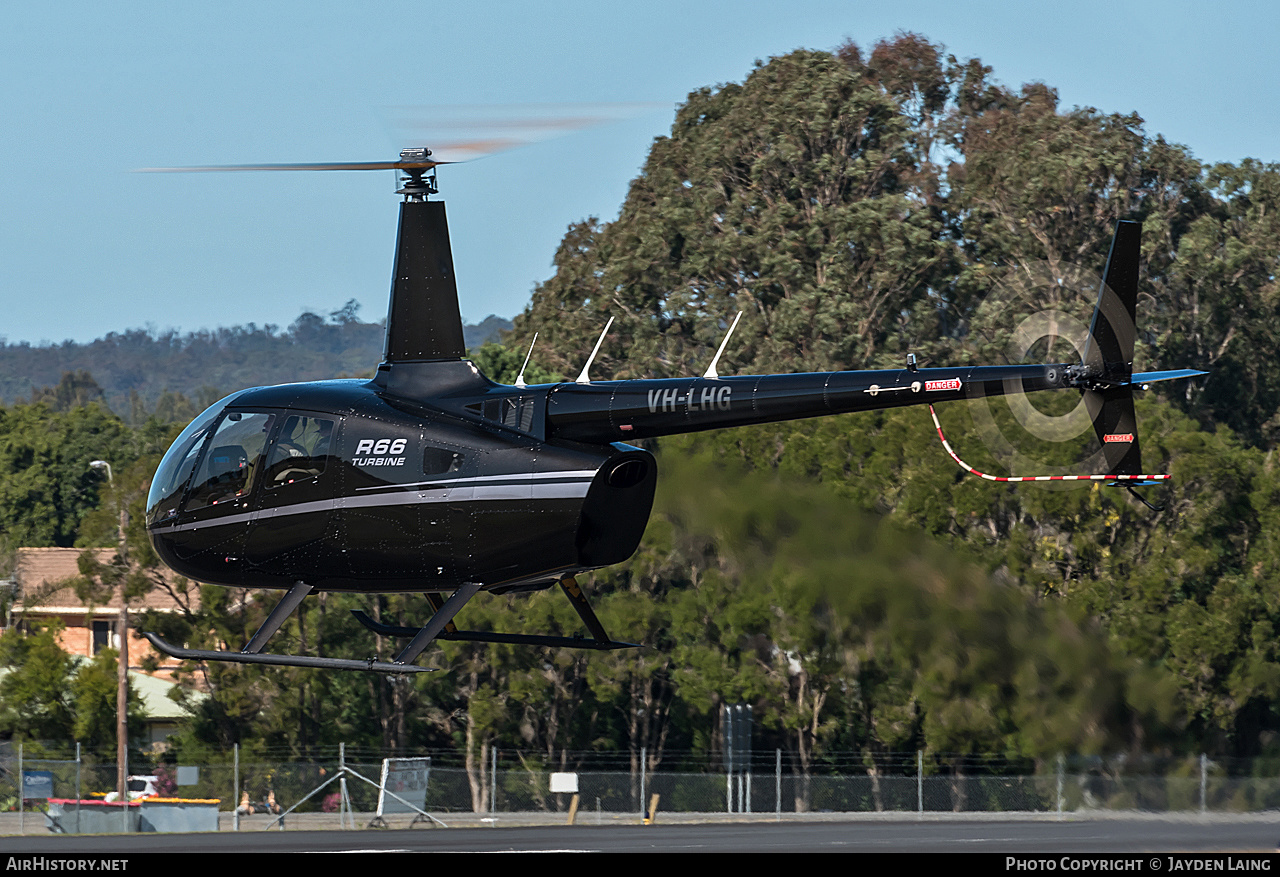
[
  {"left": 3, "top": 35, "right": 1280, "bottom": 804},
  {"left": 0, "top": 307, "right": 511, "bottom": 422}
]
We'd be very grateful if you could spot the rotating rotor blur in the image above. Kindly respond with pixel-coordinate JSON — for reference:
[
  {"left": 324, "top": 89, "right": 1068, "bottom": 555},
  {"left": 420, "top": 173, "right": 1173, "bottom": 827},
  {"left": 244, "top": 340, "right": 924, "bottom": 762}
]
[
  {"left": 958, "top": 260, "right": 1141, "bottom": 486},
  {"left": 140, "top": 102, "right": 666, "bottom": 190}
]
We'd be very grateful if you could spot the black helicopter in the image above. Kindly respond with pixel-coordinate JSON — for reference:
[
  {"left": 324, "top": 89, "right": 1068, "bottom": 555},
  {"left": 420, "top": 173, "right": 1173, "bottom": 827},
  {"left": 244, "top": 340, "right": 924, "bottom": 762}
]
[{"left": 143, "top": 148, "right": 1204, "bottom": 673}]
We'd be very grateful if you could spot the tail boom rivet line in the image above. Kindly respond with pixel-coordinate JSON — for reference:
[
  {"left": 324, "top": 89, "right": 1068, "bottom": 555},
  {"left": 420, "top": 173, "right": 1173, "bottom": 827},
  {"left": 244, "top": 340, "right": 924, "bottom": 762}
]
[{"left": 927, "top": 405, "right": 1171, "bottom": 484}]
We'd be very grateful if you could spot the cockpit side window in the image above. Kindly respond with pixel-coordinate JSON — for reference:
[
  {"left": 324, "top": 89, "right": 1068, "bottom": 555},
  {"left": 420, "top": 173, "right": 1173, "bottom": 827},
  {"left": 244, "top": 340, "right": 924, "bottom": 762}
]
[
  {"left": 264, "top": 415, "right": 335, "bottom": 489},
  {"left": 183, "top": 412, "right": 275, "bottom": 511},
  {"left": 423, "top": 445, "right": 466, "bottom": 477}
]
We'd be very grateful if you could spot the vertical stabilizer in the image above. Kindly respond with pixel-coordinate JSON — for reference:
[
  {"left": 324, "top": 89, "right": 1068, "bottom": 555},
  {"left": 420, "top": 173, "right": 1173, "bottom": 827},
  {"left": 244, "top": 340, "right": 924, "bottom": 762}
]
[
  {"left": 383, "top": 200, "right": 467, "bottom": 363},
  {"left": 1085, "top": 385, "right": 1143, "bottom": 476},
  {"left": 1082, "top": 219, "right": 1141, "bottom": 382},
  {"left": 1083, "top": 220, "right": 1143, "bottom": 476}
]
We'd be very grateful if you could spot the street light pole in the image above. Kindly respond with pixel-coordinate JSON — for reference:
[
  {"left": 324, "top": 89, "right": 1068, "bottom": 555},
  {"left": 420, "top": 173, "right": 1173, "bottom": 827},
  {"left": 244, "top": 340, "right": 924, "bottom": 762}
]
[{"left": 90, "top": 460, "right": 128, "bottom": 805}]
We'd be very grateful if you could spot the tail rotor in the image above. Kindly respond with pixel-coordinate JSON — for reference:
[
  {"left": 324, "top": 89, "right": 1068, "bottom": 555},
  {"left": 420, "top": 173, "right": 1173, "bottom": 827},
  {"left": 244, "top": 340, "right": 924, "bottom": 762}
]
[{"left": 938, "top": 221, "right": 1204, "bottom": 498}]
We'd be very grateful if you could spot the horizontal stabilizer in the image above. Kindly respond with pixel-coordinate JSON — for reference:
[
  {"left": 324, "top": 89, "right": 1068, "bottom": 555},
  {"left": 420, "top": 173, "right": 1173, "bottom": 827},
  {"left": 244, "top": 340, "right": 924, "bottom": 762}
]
[{"left": 1131, "top": 369, "right": 1209, "bottom": 385}]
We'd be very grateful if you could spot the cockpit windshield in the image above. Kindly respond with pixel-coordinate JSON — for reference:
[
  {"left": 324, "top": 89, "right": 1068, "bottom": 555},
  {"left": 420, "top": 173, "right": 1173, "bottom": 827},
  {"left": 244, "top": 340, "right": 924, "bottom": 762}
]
[
  {"left": 145, "top": 390, "right": 248, "bottom": 525},
  {"left": 183, "top": 412, "right": 275, "bottom": 510}
]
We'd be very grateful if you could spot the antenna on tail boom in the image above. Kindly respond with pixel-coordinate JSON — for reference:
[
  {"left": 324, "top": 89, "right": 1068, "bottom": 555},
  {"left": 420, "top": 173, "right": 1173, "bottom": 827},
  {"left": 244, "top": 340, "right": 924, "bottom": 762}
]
[
  {"left": 703, "top": 312, "right": 743, "bottom": 379},
  {"left": 576, "top": 318, "right": 614, "bottom": 384},
  {"left": 515, "top": 333, "right": 538, "bottom": 388}
]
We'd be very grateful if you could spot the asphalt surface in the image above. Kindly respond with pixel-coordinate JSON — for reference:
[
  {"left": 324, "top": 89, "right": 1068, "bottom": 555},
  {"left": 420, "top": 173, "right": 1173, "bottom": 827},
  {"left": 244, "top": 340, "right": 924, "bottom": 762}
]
[{"left": 2, "top": 811, "right": 1280, "bottom": 854}]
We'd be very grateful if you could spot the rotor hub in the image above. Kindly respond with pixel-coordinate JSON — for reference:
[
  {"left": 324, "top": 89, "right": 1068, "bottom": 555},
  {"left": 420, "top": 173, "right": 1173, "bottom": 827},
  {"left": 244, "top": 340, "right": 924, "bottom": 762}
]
[{"left": 396, "top": 148, "right": 438, "bottom": 200}]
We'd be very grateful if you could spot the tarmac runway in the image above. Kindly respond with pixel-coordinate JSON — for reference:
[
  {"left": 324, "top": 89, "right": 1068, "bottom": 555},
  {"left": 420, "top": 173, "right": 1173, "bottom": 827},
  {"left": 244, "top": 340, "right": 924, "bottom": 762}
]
[{"left": 2, "top": 812, "right": 1280, "bottom": 854}]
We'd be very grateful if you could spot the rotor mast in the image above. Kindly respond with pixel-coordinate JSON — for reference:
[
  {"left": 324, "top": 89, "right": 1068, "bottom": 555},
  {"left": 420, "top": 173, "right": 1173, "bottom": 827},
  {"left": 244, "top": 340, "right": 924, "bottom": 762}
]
[
  {"left": 395, "top": 147, "right": 439, "bottom": 201},
  {"left": 375, "top": 147, "right": 472, "bottom": 382}
]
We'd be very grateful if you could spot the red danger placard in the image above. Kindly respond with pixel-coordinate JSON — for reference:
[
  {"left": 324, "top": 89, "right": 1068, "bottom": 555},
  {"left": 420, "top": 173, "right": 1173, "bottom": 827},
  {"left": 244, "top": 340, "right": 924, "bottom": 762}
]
[
  {"left": 1103, "top": 433, "right": 1134, "bottom": 443},
  {"left": 924, "top": 379, "right": 963, "bottom": 392}
]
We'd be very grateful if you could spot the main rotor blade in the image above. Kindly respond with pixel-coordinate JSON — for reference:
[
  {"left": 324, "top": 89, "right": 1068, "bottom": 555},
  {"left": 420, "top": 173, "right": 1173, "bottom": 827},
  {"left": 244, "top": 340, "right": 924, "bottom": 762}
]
[
  {"left": 138, "top": 136, "right": 538, "bottom": 174},
  {"left": 386, "top": 102, "right": 667, "bottom": 158},
  {"left": 139, "top": 158, "right": 453, "bottom": 173}
]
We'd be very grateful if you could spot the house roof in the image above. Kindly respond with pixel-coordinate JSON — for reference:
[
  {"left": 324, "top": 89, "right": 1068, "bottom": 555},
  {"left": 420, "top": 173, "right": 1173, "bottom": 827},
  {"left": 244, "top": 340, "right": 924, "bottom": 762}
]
[
  {"left": 11, "top": 547, "right": 197, "bottom": 615},
  {"left": 130, "top": 670, "right": 192, "bottom": 721}
]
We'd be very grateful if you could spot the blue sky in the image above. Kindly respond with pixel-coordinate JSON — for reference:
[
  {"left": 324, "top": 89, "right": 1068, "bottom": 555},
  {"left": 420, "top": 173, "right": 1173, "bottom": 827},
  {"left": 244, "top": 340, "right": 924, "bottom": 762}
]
[{"left": 2, "top": 1, "right": 1277, "bottom": 345}]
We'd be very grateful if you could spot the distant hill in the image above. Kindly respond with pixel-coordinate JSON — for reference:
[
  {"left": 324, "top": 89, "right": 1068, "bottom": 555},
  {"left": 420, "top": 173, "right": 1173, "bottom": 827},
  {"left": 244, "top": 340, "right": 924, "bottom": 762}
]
[
  {"left": 0, "top": 303, "right": 511, "bottom": 421},
  {"left": 462, "top": 314, "right": 513, "bottom": 349}
]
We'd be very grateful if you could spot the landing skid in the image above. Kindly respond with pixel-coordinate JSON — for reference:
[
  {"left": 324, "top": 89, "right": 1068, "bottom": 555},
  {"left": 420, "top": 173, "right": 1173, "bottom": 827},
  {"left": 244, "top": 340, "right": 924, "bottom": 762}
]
[
  {"left": 144, "top": 580, "right": 438, "bottom": 673},
  {"left": 352, "top": 575, "right": 640, "bottom": 651},
  {"left": 351, "top": 613, "right": 638, "bottom": 650},
  {"left": 142, "top": 575, "right": 638, "bottom": 674},
  {"left": 142, "top": 632, "right": 435, "bottom": 674}
]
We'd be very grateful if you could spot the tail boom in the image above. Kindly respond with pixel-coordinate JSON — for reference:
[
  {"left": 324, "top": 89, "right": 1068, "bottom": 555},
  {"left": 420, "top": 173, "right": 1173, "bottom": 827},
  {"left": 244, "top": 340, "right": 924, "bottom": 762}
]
[{"left": 547, "top": 362, "right": 1073, "bottom": 443}]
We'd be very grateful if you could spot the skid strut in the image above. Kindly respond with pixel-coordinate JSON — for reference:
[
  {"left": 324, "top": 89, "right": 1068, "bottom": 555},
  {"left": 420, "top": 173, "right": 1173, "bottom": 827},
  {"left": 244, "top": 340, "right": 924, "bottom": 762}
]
[
  {"left": 244, "top": 582, "right": 313, "bottom": 653},
  {"left": 351, "top": 575, "right": 640, "bottom": 651},
  {"left": 145, "top": 580, "right": 436, "bottom": 673},
  {"left": 146, "top": 575, "right": 641, "bottom": 673},
  {"left": 392, "top": 582, "right": 483, "bottom": 665}
]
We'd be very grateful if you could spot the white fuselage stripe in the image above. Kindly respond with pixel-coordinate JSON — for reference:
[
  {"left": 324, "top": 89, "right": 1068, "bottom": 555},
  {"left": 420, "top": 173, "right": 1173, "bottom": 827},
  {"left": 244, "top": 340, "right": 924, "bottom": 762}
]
[
  {"left": 355, "top": 469, "right": 599, "bottom": 492},
  {"left": 149, "top": 478, "right": 595, "bottom": 533}
]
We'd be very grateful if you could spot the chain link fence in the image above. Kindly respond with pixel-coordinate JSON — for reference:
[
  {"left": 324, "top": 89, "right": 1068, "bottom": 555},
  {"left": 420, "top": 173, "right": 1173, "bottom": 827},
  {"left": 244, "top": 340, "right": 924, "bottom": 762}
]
[{"left": 3, "top": 745, "right": 1280, "bottom": 829}]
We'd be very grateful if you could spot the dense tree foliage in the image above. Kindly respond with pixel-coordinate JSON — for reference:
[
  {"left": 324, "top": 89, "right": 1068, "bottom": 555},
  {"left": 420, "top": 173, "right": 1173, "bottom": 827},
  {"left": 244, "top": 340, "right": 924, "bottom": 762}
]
[
  {"left": 501, "top": 34, "right": 1280, "bottom": 761},
  {"left": 0, "top": 626, "right": 144, "bottom": 748},
  {"left": 509, "top": 35, "right": 1280, "bottom": 447}
]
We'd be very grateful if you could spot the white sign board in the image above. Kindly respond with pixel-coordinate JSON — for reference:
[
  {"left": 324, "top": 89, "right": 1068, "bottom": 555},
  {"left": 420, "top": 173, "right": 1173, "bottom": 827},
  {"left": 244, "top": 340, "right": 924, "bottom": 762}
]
[
  {"left": 377, "top": 757, "right": 431, "bottom": 815},
  {"left": 549, "top": 772, "right": 578, "bottom": 794}
]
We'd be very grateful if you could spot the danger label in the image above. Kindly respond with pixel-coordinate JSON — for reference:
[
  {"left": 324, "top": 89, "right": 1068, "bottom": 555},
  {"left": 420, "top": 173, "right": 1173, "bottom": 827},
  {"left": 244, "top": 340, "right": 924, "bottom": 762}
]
[
  {"left": 924, "top": 379, "right": 963, "bottom": 392},
  {"left": 1103, "top": 433, "right": 1134, "bottom": 443}
]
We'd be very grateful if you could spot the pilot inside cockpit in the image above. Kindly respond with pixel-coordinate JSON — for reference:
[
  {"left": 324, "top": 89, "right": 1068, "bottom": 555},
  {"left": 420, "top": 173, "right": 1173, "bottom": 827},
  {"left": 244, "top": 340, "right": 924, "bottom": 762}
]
[
  {"left": 264, "top": 415, "right": 334, "bottom": 487},
  {"left": 184, "top": 412, "right": 274, "bottom": 509}
]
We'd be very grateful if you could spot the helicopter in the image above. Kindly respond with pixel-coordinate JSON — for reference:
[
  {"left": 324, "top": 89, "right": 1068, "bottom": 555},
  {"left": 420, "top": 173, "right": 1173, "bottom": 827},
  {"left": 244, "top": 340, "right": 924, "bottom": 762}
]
[{"left": 142, "top": 148, "right": 1205, "bottom": 673}]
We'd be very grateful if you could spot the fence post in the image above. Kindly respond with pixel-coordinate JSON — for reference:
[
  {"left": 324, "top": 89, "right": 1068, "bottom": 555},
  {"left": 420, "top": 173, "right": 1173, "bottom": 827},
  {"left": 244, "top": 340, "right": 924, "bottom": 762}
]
[
  {"left": 917, "top": 750, "right": 922, "bottom": 813},
  {"left": 75, "top": 742, "right": 81, "bottom": 835},
  {"left": 775, "top": 749, "right": 781, "bottom": 821},
  {"left": 490, "top": 747, "right": 496, "bottom": 814},
  {"left": 1200, "top": 753, "right": 1207, "bottom": 815},
  {"left": 338, "top": 742, "right": 348, "bottom": 829},
  {"left": 1056, "top": 754, "right": 1064, "bottom": 817},
  {"left": 640, "top": 746, "right": 646, "bottom": 817},
  {"left": 18, "top": 740, "right": 22, "bottom": 836},
  {"left": 233, "top": 743, "right": 240, "bottom": 831}
]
